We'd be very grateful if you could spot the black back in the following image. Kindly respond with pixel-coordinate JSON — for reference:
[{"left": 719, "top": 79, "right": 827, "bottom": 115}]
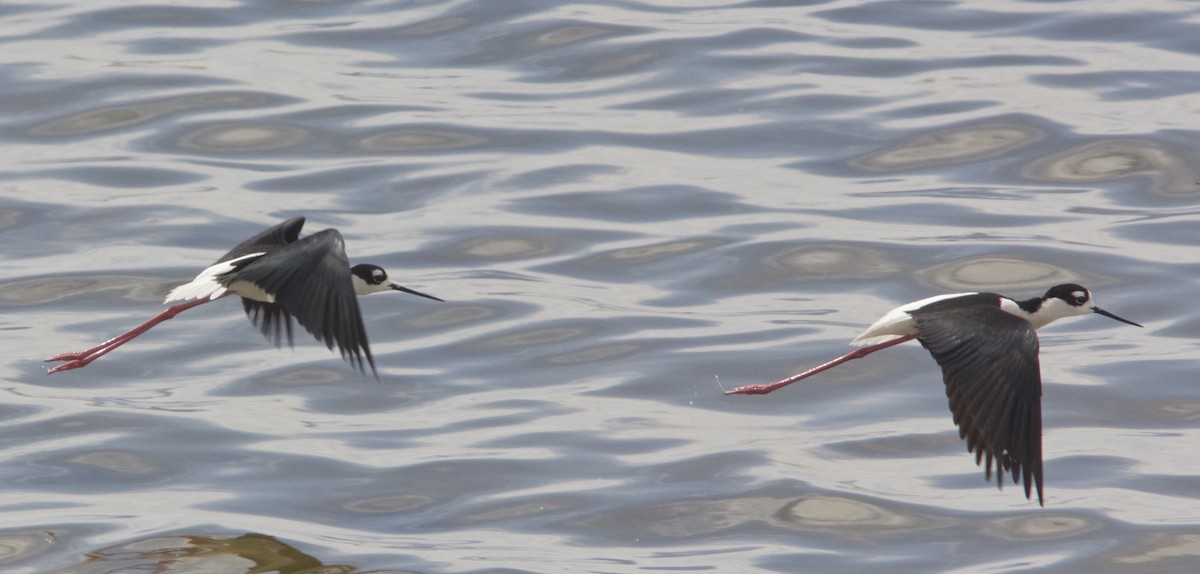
[{"left": 912, "top": 305, "right": 1044, "bottom": 505}]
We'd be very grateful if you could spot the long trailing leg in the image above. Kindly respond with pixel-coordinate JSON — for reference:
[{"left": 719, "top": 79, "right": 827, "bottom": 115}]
[
  {"left": 45, "top": 299, "right": 212, "bottom": 374},
  {"left": 725, "top": 335, "right": 916, "bottom": 395}
]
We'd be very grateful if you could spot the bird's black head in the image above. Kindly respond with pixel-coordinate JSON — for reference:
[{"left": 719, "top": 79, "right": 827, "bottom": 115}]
[
  {"left": 350, "top": 263, "right": 443, "bottom": 301},
  {"left": 1038, "top": 283, "right": 1141, "bottom": 328},
  {"left": 1043, "top": 283, "right": 1091, "bottom": 307},
  {"left": 351, "top": 263, "right": 390, "bottom": 287}
]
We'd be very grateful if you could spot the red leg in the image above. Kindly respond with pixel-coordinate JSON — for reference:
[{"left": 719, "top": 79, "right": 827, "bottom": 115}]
[
  {"left": 45, "top": 299, "right": 212, "bottom": 374},
  {"left": 725, "top": 335, "right": 916, "bottom": 395}
]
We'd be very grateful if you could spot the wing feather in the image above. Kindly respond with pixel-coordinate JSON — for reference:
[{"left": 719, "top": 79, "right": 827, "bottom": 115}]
[
  {"left": 216, "top": 217, "right": 305, "bottom": 264},
  {"left": 231, "top": 229, "right": 376, "bottom": 376},
  {"left": 913, "top": 306, "right": 1044, "bottom": 505},
  {"left": 242, "top": 300, "right": 295, "bottom": 348}
]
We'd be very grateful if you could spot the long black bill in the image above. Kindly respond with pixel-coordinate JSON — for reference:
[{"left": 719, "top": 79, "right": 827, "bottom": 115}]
[
  {"left": 391, "top": 283, "right": 444, "bottom": 302},
  {"left": 1094, "top": 307, "right": 1142, "bottom": 327}
]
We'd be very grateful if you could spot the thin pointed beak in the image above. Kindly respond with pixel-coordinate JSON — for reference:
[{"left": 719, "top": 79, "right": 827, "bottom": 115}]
[
  {"left": 1093, "top": 306, "right": 1142, "bottom": 327},
  {"left": 390, "top": 283, "right": 444, "bottom": 302}
]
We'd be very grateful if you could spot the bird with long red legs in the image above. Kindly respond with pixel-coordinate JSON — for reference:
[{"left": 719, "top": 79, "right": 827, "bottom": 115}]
[
  {"left": 726, "top": 284, "right": 1142, "bottom": 505},
  {"left": 45, "top": 217, "right": 442, "bottom": 377}
]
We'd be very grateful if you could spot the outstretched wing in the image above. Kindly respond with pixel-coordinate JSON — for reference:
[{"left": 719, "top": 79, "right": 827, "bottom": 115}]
[
  {"left": 216, "top": 217, "right": 305, "bottom": 264},
  {"left": 913, "top": 306, "right": 1044, "bottom": 505},
  {"left": 232, "top": 229, "right": 375, "bottom": 376}
]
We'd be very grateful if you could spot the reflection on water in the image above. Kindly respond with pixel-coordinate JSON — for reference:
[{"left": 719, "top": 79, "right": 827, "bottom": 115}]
[
  {"left": 179, "top": 124, "right": 309, "bottom": 152},
  {"left": 356, "top": 129, "right": 486, "bottom": 153},
  {"left": 853, "top": 123, "right": 1044, "bottom": 171},
  {"left": 1108, "top": 534, "right": 1200, "bottom": 569},
  {"left": 918, "top": 258, "right": 1077, "bottom": 292},
  {"left": 592, "top": 239, "right": 718, "bottom": 264},
  {"left": 1025, "top": 140, "right": 1200, "bottom": 196},
  {"left": 30, "top": 92, "right": 277, "bottom": 137},
  {"left": 0, "top": 276, "right": 164, "bottom": 306},
  {"left": 2, "top": 0, "right": 1198, "bottom": 573},
  {"left": 457, "top": 236, "right": 556, "bottom": 258},
  {"left": 982, "top": 514, "right": 1102, "bottom": 541},
  {"left": 768, "top": 244, "right": 902, "bottom": 279}
]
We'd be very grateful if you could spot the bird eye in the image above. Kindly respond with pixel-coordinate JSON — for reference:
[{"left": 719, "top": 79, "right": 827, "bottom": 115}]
[
  {"left": 1072, "top": 291, "right": 1087, "bottom": 304},
  {"left": 372, "top": 270, "right": 386, "bottom": 284}
]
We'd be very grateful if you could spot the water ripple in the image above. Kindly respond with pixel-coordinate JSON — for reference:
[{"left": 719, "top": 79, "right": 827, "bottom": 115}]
[{"left": 1, "top": 1, "right": 1197, "bottom": 572}]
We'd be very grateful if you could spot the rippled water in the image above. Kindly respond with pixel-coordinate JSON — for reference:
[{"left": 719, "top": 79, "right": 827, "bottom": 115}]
[{"left": 3, "top": 1, "right": 1198, "bottom": 572}]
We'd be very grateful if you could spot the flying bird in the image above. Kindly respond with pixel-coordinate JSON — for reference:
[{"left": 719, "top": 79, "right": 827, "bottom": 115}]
[
  {"left": 726, "top": 284, "right": 1141, "bottom": 505},
  {"left": 46, "top": 217, "right": 442, "bottom": 376}
]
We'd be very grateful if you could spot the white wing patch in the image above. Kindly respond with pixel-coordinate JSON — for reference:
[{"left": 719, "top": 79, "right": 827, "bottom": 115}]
[
  {"left": 164, "top": 252, "right": 264, "bottom": 303},
  {"left": 851, "top": 292, "right": 977, "bottom": 346}
]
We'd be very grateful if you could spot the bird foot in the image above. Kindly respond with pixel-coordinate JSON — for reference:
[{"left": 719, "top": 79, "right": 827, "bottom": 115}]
[
  {"left": 45, "top": 358, "right": 92, "bottom": 374},
  {"left": 45, "top": 351, "right": 87, "bottom": 363},
  {"left": 45, "top": 350, "right": 105, "bottom": 374},
  {"left": 724, "top": 384, "right": 772, "bottom": 395}
]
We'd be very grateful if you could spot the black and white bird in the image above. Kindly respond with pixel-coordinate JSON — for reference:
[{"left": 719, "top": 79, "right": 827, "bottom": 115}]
[
  {"left": 45, "top": 217, "right": 442, "bottom": 376},
  {"left": 726, "top": 284, "right": 1141, "bottom": 505}
]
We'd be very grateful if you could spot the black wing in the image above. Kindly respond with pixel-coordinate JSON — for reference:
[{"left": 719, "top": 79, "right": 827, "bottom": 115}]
[
  {"left": 232, "top": 228, "right": 375, "bottom": 376},
  {"left": 913, "top": 306, "right": 1044, "bottom": 505},
  {"left": 216, "top": 217, "right": 305, "bottom": 265},
  {"left": 242, "top": 300, "right": 295, "bottom": 349}
]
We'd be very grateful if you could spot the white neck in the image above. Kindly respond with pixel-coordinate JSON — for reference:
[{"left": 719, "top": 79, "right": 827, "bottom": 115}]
[{"left": 1000, "top": 297, "right": 1089, "bottom": 330}]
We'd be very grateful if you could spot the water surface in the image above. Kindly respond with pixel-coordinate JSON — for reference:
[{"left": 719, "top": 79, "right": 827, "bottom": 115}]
[{"left": 1, "top": 1, "right": 1198, "bottom": 573}]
